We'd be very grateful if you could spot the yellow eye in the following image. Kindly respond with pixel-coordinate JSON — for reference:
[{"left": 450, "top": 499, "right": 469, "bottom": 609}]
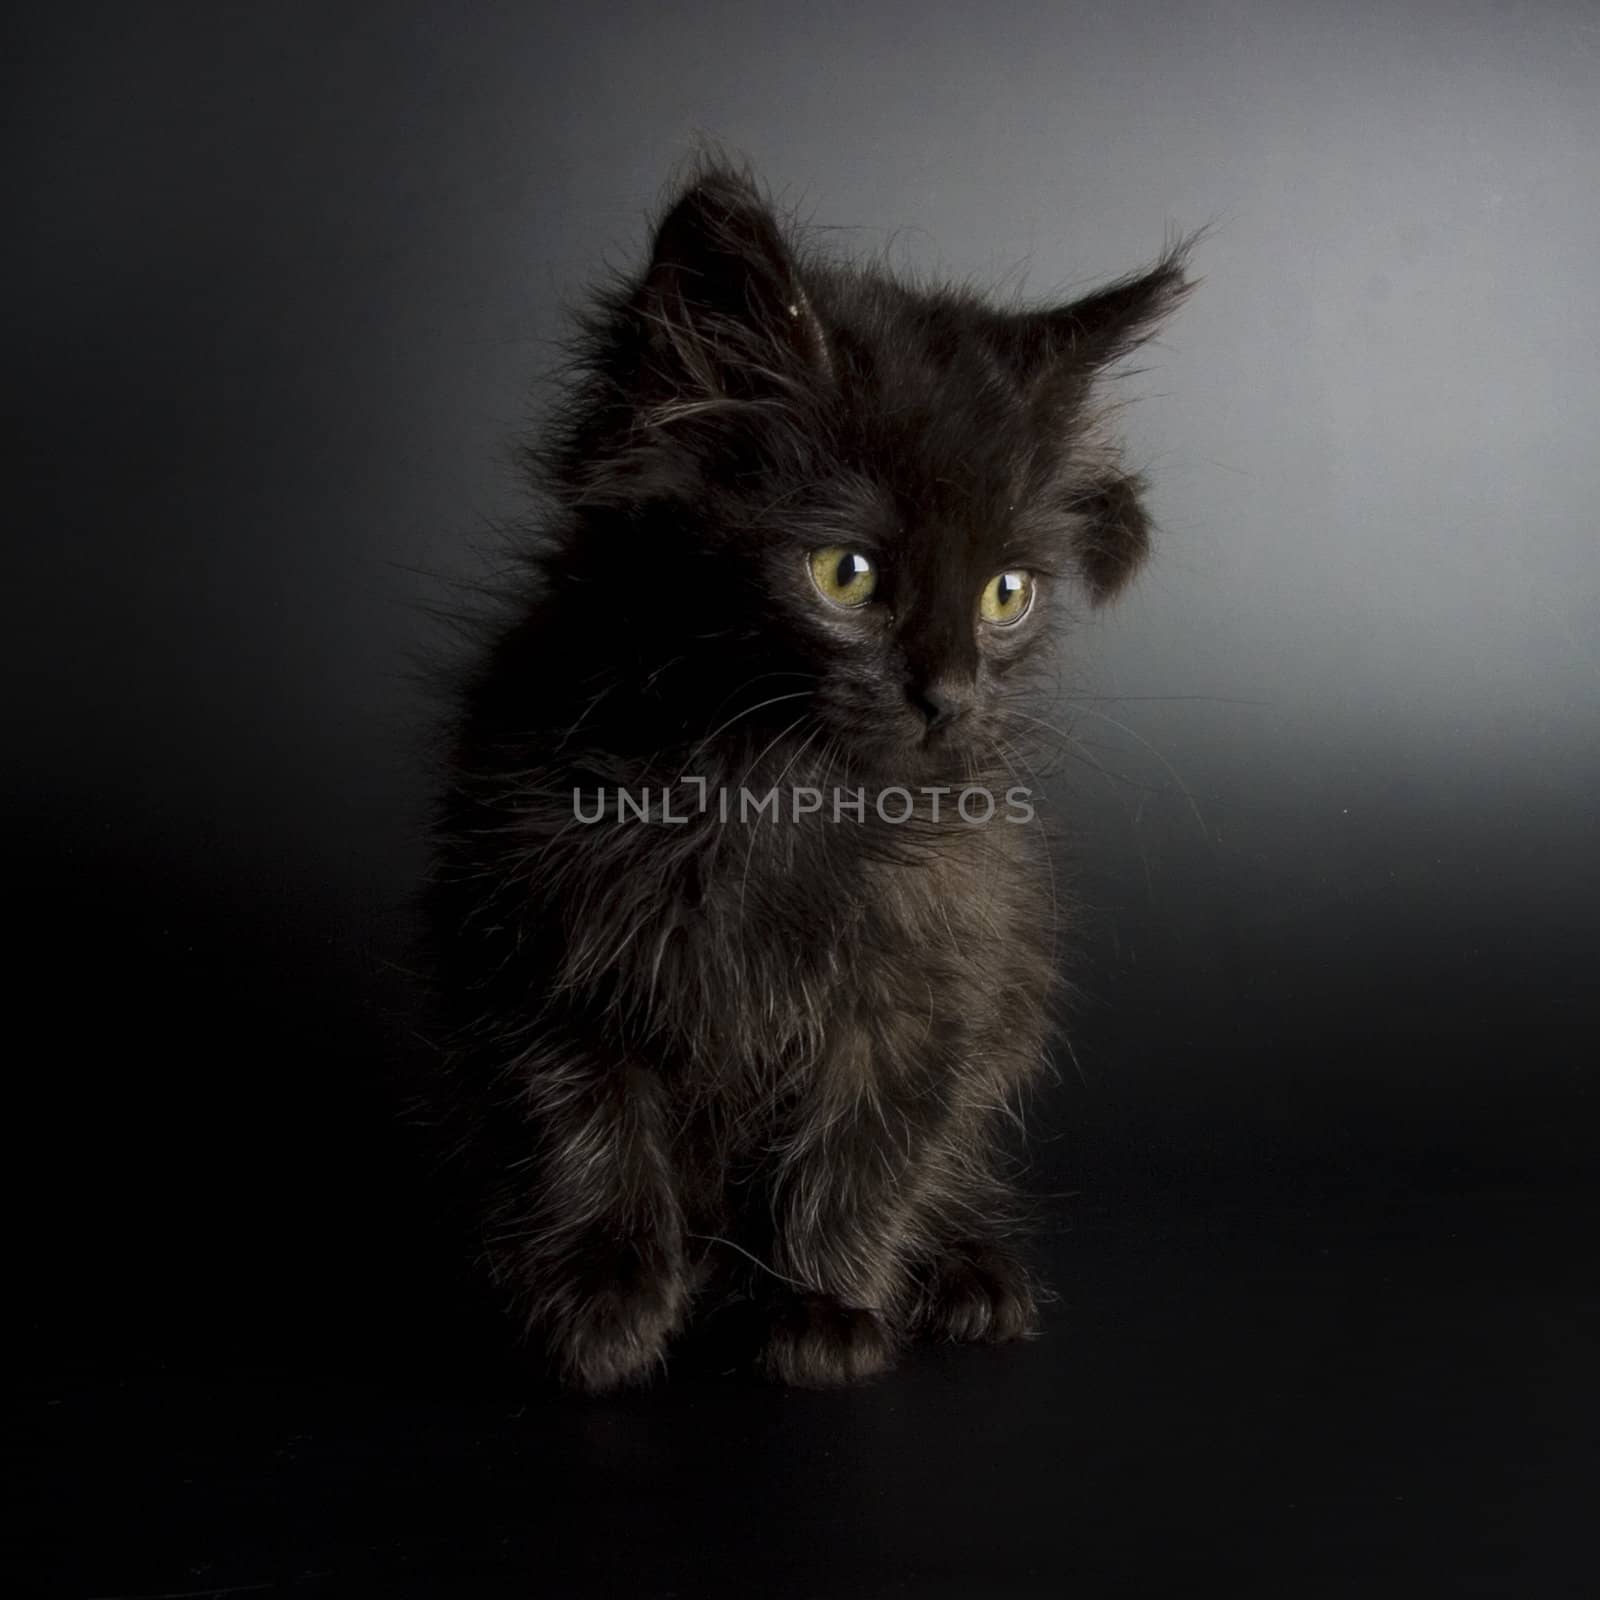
[
  {"left": 808, "top": 546, "right": 878, "bottom": 608},
  {"left": 980, "top": 571, "right": 1034, "bottom": 626}
]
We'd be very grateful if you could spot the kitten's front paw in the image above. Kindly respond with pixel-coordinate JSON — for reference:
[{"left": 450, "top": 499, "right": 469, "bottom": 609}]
[
  {"left": 546, "top": 1260, "right": 687, "bottom": 1393},
  {"left": 762, "top": 1292, "right": 898, "bottom": 1387},
  {"left": 914, "top": 1245, "right": 1039, "bottom": 1344}
]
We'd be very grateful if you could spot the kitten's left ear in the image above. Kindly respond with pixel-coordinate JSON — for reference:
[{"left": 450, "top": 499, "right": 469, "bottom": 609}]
[{"left": 637, "top": 169, "right": 832, "bottom": 398}]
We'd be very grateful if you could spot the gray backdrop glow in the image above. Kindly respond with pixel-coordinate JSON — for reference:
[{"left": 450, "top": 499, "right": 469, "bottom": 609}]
[{"left": 8, "top": 0, "right": 1597, "bottom": 1156}]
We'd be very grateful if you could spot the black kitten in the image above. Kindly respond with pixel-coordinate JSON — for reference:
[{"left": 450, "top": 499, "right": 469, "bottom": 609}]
[{"left": 426, "top": 164, "right": 1192, "bottom": 1389}]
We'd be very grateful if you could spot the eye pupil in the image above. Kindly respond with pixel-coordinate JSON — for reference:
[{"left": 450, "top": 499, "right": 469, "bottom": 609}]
[{"left": 836, "top": 554, "right": 861, "bottom": 587}]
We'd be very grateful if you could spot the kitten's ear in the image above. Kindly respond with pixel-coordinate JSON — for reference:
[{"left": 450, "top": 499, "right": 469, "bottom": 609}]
[
  {"left": 992, "top": 242, "right": 1196, "bottom": 605},
  {"left": 637, "top": 171, "right": 832, "bottom": 396},
  {"left": 1068, "top": 468, "right": 1154, "bottom": 605},
  {"left": 991, "top": 244, "right": 1194, "bottom": 381},
  {"left": 1044, "top": 247, "right": 1193, "bottom": 371}
]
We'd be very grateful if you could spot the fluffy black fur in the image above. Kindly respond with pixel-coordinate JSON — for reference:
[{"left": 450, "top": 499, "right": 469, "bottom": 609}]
[{"left": 426, "top": 164, "right": 1192, "bottom": 1389}]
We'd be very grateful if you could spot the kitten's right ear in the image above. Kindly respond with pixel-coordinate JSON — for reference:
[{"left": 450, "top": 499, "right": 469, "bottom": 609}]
[
  {"left": 636, "top": 171, "right": 832, "bottom": 399},
  {"left": 987, "top": 242, "right": 1195, "bottom": 387}
]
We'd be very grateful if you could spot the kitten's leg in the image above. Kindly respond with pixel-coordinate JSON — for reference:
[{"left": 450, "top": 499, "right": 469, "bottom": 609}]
[
  {"left": 757, "top": 1141, "right": 1039, "bottom": 1375},
  {"left": 754, "top": 1027, "right": 1045, "bottom": 1380},
  {"left": 903, "top": 1075, "right": 1042, "bottom": 1344},
  {"left": 490, "top": 1050, "right": 688, "bottom": 1393},
  {"left": 758, "top": 1087, "right": 941, "bottom": 1387},
  {"left": 907, "top": 1099, "right": 1042, "bottom": 1344}
]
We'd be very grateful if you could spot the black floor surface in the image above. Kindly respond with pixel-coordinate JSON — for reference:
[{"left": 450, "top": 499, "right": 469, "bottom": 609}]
[
  {"left": 21, "top": 851, "right": 1598, "bottom": 1597},
  {"left": 30, "top": 1180, "right": 1598, "bottom": 1598}
]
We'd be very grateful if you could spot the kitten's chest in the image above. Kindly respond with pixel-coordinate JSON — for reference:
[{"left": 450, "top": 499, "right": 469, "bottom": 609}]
[{"left": 666, "top": 820, "right": 1054, "bottom": 1078}]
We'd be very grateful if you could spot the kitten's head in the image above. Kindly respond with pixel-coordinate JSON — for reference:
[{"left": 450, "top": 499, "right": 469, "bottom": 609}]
[{"left": 543, "top": 166, "right": 1193, "bottom": 779}]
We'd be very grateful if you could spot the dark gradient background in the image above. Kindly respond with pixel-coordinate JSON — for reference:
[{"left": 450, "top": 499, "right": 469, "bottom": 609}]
[{"left": 11, "top": 2, "right": 1597, "bottom": 1595}]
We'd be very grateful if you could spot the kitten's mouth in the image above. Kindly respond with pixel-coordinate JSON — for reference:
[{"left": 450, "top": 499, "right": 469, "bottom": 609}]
[{"left": 884, "top": 724, "right": 975, "bottom": 779}]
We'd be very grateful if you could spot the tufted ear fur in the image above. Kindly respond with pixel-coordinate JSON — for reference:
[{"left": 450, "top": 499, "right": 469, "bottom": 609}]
[{"left": 987, "top": 243, "right": 1193, "bottom": 381}]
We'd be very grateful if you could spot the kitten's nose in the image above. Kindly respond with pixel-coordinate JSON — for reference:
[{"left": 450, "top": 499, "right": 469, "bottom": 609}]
[{"left": 908, "top": 677, "right": 974, "bottom": 734}]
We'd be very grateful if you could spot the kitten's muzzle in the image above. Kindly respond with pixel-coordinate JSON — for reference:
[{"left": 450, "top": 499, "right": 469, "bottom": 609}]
[{"left": 908, "top": 677, "right": 975, "bottom": 736}]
